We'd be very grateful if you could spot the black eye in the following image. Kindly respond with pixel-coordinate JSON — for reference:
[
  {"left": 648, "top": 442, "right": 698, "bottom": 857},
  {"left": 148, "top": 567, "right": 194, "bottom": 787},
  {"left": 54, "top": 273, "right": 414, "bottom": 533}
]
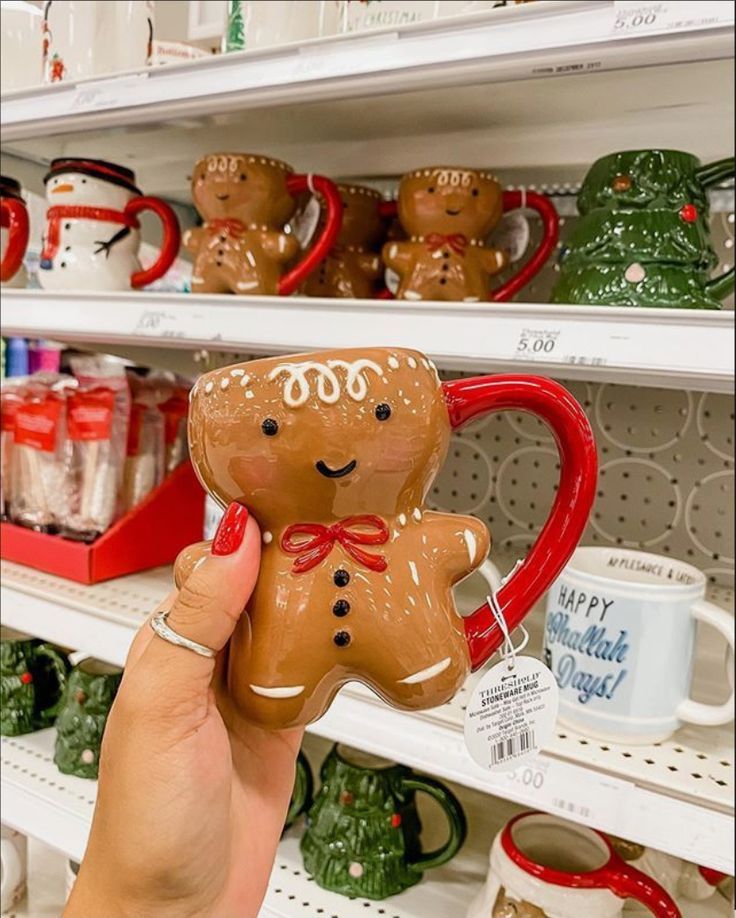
[
  {"left": 427, "top": 186, "right": 435, "bottom": 194},
  {"left": 471, "top": 188, "right": 479, "bottom": 197},
  {"left": 375, "top": 403, "right": 391, "bottom": 421},
  {"left": 81, "top": 178, "right": 87, "bottom": 183},
  {"left": 239, "top": 173, "right": 247, "bottom": 181},
  {"left": 261, "top": 418, "right": 279, "bottom": 436}
]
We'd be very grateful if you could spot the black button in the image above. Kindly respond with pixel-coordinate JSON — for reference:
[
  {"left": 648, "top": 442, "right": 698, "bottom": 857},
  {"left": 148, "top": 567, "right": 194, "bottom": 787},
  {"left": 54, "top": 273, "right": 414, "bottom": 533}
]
[
  {"left": 215, "top": 260, "right": 223, "bottom": 267},
  {"left": 64, "top": 223, "right": 71, "bottom": 229},
  {"left": 441, "top": 263, "right": 449, "bottom": 271},
  {"left": 439, "top": 277, "right": 447, "bottom": 285},
  {"left": 220, "top": 234, "right": 227, "bottom": 242},
  {"left": 334, "top": 569, "right": 350, "bottom": 587},
  {"left": 443, "top": 250, "right": 450, "bottom": 258},
  {"left": 333, "top": 631, "right": 351, "bottom": 647},
  {"left": 217, "top": 248, "right": 224, "bottom": 256},
  {"left": 333, "top": 600, "right": 350, "bottom": 617}
]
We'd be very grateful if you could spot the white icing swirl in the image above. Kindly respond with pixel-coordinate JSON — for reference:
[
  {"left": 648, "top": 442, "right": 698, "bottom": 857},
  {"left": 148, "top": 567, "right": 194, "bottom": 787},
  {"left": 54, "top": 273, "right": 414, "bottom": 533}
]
[{"left": 269, "top": 359, "right": 382, "bottom": 407}]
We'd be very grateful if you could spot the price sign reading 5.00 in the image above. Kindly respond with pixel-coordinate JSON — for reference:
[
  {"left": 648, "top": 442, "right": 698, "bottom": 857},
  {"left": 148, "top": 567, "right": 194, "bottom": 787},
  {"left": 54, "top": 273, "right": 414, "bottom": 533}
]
[{"left": 515, "top": 328, "right": 560, "bottom": 360}]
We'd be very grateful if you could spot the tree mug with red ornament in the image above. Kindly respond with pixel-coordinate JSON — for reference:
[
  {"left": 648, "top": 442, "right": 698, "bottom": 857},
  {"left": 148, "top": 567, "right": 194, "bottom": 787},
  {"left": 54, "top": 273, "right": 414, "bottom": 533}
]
[
  {"left": 38, "top": 158, "right": 181, "bottom": 292},
  {"left": 467, "top": 811, "right": 681, "bottom": 918},
  {"left": 0, "top": 627, "right": 69, "bottom": 736},
  {"left": 184, "top": 152, "right": 342, "bottom": 296},
  {"left": 1, "top": 176, "right": 30, "bottom": 287},
  {"left": 177, "top": 347, "right": 597, "bottom": 730},
  {"left": 381, "top": 166, "right": 559, "bottom": 302}
]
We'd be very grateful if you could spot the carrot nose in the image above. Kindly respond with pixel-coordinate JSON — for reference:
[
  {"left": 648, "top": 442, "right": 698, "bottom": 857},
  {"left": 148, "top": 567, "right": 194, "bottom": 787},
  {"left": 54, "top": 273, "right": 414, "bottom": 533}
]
[{"left": 51, "top": 183, "right": 75, "bottom": 194}]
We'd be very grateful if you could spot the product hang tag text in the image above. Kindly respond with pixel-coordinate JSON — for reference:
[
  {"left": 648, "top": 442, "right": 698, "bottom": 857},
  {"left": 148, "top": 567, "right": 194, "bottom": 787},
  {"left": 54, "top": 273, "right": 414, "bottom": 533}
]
[
  {"left": 290, "top": 196, "right": 321, "bottom": 249},
  {"left": 489, "top": 210, "right": 531, "bottom": 264},
  {"left": 464, "top": 655, "right": 559, "bottom": 772}
]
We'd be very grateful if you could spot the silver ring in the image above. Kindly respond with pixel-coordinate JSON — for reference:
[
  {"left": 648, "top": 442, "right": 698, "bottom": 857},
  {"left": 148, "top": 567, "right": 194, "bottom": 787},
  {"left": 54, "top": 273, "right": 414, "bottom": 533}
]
[{"left": 150, "top": 611, "right": 217, "bottom": 659}]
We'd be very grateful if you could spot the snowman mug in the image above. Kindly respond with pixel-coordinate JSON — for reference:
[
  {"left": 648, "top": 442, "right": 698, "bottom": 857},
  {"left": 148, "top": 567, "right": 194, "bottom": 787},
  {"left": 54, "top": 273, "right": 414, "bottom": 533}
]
[
  {"left": 38, "top": 158, "right": 181, "bottom": 292},
  {"left": 544, "top": 547, "right": 735, "bottom": 744},
  {"left": 1, "top": 176, "right": 30, "bottom": 286},
  {"left": 467, "top": 811, "right": 680, "bottom": 918}
]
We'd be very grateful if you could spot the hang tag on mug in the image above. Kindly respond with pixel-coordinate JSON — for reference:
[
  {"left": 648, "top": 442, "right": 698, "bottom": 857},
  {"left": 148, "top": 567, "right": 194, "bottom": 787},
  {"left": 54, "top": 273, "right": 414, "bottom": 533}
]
[
  {"left": 384, "top": 266, "right": 400, "bottom": 295},
  {"left": 464, "top": 655, "right": 559, "bottom": 772},
  {"left": 489, "top": 210, "right": 531, "bottom": 264},
  {"left": 291, "top": 196, "right": 321, "bottom": 249}
]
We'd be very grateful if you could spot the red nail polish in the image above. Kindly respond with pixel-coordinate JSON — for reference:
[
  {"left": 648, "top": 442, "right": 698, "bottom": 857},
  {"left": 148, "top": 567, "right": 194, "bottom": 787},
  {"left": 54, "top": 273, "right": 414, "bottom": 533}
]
[{"left": 212, "top": 503, "right": 249, "bottom": 556}]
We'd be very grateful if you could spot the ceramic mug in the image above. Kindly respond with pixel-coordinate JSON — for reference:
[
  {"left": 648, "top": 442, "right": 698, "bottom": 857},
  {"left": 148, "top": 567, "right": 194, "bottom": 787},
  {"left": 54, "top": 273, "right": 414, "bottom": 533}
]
[
  {"left": 543, "top": 547, "right": 735, "bottom": 744},
  {"left": 224, "top": 1, "right": 330, "bottom": 51},
  {"left": 284, "top": 750, "right": 314, "bottom": 830},
  {"left": 0, "top": 627, "right": 69, "bottom": 736},
  {"left": 468, "top": 812, "right": 680, "bottom": 917},
  {"left": 0, "top": 177, "right": 30, "bottom": 287},
  {"left": 185, "top": 152, "right": 342, "bottom": 296},
  {"left": 0, "top": 0, "right": 43, "bottom": 91},
  {"left": 42, "top": 0, "right": 154, "bottom": 83},
  {"left": 176, "top": 347, "right": 596, "bottom": 729},
  {"left": 301, "top": 744, "right": 466, "bottom": 899},
  {"left": 38, "top": 158, "right": 180, "bottom": 292},
  {"left": 54, "top": 657, "right": 123, "bottom": 779},
  {"left": 552, "top": 150, "right": 735, "bottom": 309},
  {"left": 382, "top": 167, "right": 558, "bottom": 301},
  {"left": 0, "top": 826, "right": 27, "bottom": 914}
]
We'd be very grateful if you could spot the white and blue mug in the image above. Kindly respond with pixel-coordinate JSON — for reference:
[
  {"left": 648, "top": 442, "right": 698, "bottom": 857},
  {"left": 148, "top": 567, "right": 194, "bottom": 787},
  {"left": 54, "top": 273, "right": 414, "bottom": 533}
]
[{"left": 543, "top": 547, "right": 734, "bottom": 744}]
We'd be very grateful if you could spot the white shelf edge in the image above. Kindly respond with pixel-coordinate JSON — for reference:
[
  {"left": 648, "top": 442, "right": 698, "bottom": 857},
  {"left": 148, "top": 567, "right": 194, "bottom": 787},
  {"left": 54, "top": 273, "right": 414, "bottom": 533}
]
[
  {"left": 2, "top": 290, "right": 733, "bottom": 392},
  {"left": 1, "top": 3, "right": 733, "bottom": 141}
]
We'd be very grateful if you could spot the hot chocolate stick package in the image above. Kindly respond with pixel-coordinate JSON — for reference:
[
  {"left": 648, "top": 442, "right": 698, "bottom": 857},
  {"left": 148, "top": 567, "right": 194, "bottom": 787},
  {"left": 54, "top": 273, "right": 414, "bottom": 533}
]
[
  {"left": 159, "top": 389, "right": 189, "bottom": 473},
  {"left": 0, "top": 381, "right": 26, "bottom": 520},
  {"left": 122, "top": 401, "right": 164, "bottom": 512}
]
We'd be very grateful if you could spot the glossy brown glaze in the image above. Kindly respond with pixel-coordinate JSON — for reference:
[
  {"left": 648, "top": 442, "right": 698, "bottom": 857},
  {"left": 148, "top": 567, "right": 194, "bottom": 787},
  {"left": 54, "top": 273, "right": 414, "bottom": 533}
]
[
  {"left": 303, "top": 184, "right": 385, "bottom": 298},
  {"left": 184, "top": 152, "right": 300, "bottom": 295},
  {"left": 177, "top": 348, "right": 489, "bottom": 729},
  {"left": 383, "top": 166, "right": 508, "bottom": 302}
]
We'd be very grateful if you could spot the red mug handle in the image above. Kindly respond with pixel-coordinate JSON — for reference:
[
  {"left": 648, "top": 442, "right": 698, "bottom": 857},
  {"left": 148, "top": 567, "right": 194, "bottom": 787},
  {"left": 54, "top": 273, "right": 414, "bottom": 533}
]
[
  {"left": 1, "top": 197, "right": 30, "bottom": 283},
  {"left": 125, "top": 196, "right": 181, "bottom": 289},
  {"left": 280, "top": 174, "right": 343, "bottom": 296},
  {"left": 601, "top": 854, "right": 681, "bottom": 917},
  {"left": 442, "top": 375, "right": 597, "bottom": 670},
  {"left": 491, "top": 190, "right": 559, "bottom": 302}
]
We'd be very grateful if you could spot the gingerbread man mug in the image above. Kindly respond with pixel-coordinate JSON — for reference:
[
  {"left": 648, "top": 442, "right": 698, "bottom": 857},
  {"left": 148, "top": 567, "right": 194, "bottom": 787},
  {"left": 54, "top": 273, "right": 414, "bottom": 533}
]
[
  {"left": 383, "top": 166, "right": 559, "bottom": 302},
  {"left": 185, "top": 153, "right": 342, "bottom": 296},
  {"left": 178, "top": 348, "right": 596, "bottom": 729}
]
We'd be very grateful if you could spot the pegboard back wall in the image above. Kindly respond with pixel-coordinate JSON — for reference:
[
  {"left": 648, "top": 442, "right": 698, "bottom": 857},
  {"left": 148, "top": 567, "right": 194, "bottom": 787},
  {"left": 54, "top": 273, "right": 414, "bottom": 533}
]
[{"left": 430, "top": 377, "right": 734, "bottom": 588}]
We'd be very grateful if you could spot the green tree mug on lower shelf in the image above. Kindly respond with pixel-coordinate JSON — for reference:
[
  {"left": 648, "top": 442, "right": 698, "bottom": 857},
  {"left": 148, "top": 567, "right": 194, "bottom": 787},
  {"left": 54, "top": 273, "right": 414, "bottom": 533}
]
[
  {"left": 301, "top": 744, "right": 467, "bottom": 900},
  {"left": 0, "top": 627, "right": 69, "bottom": 736},
  {"left": 284, "top": 750, "right": 314, "bottom": 831},
  {"left": 54, "top": 658, "right": 122, "bottom": 779}
]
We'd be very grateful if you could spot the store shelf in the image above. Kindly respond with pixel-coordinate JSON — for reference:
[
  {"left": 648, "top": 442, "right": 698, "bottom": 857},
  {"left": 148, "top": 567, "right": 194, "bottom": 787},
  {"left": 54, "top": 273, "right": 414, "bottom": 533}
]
[
  {"left": 2, "top": 730, "right": 731, "bottom": 918},
  {"left": 2, "top": 559, "right": 733, "bottom": 873},
  {"left": 2, "top": 290, "right": 734, "bottom": 391}
]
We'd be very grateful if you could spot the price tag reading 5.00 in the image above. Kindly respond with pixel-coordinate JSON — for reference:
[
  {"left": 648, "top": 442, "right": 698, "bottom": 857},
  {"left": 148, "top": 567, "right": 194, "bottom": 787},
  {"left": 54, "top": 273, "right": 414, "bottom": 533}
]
[{"left": 515, "top": 328, "right": 560, "bottom": 359}]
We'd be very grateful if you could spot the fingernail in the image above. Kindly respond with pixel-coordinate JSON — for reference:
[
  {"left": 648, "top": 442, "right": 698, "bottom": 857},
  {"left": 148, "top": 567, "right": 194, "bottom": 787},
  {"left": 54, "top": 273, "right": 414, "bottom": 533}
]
[{"left": 212, "top": 503, "right": 249, "bottom": 556}]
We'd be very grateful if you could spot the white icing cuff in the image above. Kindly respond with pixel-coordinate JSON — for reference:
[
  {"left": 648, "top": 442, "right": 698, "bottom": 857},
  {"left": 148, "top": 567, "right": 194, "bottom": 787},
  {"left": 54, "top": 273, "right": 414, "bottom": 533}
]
[
  {"left": 399, "top": 657, "right": 451, "bottom": 685},
  {"left": 249, "top": 684, "right": 305, "bottom": 699}
]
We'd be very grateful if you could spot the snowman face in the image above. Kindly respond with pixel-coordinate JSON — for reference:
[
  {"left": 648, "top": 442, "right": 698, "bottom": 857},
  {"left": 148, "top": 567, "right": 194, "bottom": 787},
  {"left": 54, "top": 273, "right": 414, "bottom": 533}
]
[{"left": 46, "top": 172, "right": 133, "bottom": 210}]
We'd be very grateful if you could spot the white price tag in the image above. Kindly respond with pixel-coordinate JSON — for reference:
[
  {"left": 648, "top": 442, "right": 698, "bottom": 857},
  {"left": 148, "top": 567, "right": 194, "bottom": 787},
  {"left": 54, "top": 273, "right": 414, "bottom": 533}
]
[
  {"left": 612, "top": 1, "right": 733, "bottom": 36},
  {"left": 514, "top": 327, "right": 560, "bottom": 359},
  {"left": 133, "top": 310, "right": 185, "bottom": 339},
  {"left": 69, "top": 74, "right": 149, "bottom": 112},
  {"left": 464, "top": 656, "right": 559, "bottom": 773}
]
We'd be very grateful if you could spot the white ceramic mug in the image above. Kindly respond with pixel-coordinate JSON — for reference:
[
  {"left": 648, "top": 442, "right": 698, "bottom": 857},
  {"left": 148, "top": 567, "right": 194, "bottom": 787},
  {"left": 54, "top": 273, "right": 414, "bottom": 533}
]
[
  {"left": 0, "top": 0, "right": 43, "bottom": 92},
  {"left": 224, "top": 1, "right": 328, "bottom": 51},
  {"left": 0, "top": 826, "right": 27, "bottom": 914},
  {"left": 543, "top": 547, "right": 735, "bottom": 744},
  {"left": 467, "top": 812, "right": 680, "bottom": 918}
]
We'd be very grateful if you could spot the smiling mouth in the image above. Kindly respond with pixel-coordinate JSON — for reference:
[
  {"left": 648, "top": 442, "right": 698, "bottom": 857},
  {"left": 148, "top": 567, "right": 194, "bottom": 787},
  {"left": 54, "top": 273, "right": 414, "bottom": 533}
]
[
  {"left": 215, "top": 193, "right": 230, "bottom": 201},
  {"left": 316, "top": 459, "right": 357, "bottom": 479},
  {"left": 445, "top": 207, "right": 462, "bottom": 216}
]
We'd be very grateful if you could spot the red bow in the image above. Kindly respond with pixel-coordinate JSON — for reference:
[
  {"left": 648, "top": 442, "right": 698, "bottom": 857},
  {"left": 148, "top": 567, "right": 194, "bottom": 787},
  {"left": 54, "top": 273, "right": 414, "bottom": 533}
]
[
  {"left": 208, "top": 218, "right": 248, "bottom": 238},
  {"left": 281, "top": 515, "right": 389, "bottom": 574},
  {"left": 41, "top": 205, "right": 139, "bottom": 262},
  {"left": 425, "top": 233, "right": 468, "bottom": 256}
]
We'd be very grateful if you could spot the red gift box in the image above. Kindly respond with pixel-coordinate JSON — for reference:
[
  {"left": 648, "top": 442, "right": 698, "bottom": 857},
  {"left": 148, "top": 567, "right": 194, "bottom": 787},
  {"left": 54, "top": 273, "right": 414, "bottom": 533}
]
[{"left": 0, "top": 461, "right": 205, "bottom": 584}]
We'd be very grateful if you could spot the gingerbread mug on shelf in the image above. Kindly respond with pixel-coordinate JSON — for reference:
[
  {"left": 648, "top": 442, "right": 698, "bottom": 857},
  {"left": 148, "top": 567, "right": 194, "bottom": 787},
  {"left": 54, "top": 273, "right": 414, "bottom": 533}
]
[
  {"left": 185, "top": 152, "right": 342, "bottom": 296},
  {"left": 1, "top": 176, "right": 30, "bottom": 287},
  {"left": 176, "top": 347, "right": 596, "bottom": 729},
  {"left": 38, "top": 158, "right": 181, "bottom": 292},
  {"left": 382, "top": 166, "right": 559, "bottom": 301},
  {"left": 467, "top": 812, "right": 681, "bottom": 918}
]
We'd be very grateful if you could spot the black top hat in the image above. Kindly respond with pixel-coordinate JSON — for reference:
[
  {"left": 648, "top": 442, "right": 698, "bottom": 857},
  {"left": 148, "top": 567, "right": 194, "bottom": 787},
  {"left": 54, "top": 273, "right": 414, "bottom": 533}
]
[
  {"left": 43, "top": 158, "right": 141, "bottom": 195},
  {"left": 0, "top": 176, "right": 23, "bottom": 201}
]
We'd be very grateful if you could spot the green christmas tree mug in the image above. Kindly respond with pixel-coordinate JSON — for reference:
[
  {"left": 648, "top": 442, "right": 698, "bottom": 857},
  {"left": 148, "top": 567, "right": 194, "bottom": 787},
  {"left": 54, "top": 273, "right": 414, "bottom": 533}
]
[
  {"left": 54, "top": 658, "right": 122, "bottom": 779},
  {"left": 284, "top": 750, "right": 314, "bottom": 831},
  {"left": 301, "top": 744, "right": 466, "bottom": 899},
  {"left": 0, "top": 627, "right": 69, "bottom": 736},
  {"left": 553, "top": 149, "right": 734, "bottom": 309}
]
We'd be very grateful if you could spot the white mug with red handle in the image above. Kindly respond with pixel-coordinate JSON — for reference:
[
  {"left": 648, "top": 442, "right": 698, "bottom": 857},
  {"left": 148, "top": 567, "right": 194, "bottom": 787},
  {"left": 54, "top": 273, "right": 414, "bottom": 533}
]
[
  {"left": 468, "top": 812, "right": 681, "bottom": 918},
  {"left": 38, "top": 157, "right": 180, "bottom": 292}
]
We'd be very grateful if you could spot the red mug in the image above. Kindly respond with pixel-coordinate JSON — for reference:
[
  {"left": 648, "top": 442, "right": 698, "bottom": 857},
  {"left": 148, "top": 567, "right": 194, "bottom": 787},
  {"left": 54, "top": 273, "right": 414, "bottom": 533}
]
[
  {"left": 186, "top": 153, "right": 342, "bottom": 297},
  {"left": 1, "top": 177, "right": 30, "bottom": 285},
  {"left": 179, "top": 348, "right": 597, "bottom": 729},
  {"left": 467, "top": 811, "right": 680, "bottom": 917},
  {"left": 380, "top": 167, "right": 558, "bottom": 301}
]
